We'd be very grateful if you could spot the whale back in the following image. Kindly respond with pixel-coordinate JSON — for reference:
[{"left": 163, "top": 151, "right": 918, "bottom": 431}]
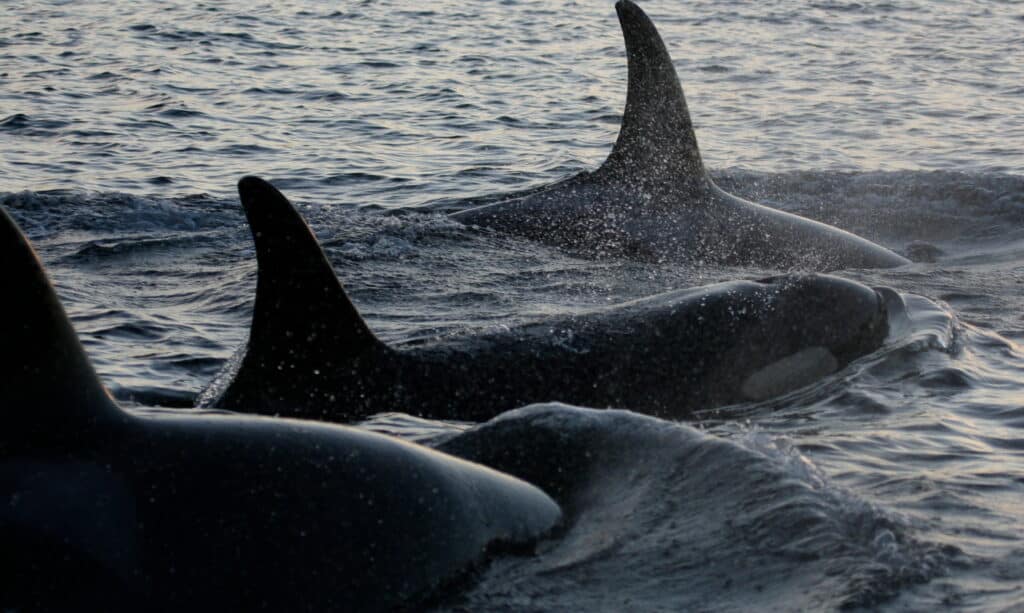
[{"left": 0, "top": 206, "right": 120, "bottom": 445}]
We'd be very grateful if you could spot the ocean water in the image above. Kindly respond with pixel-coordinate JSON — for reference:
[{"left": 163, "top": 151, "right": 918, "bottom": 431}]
[{"left": 3, "top": 0, "right": 1024, "bottom": 610}]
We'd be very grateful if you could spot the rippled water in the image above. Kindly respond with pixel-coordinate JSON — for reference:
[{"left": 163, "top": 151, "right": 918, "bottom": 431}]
[{"left": 3, "top": 0, "right": 1024, "bottom": 610}]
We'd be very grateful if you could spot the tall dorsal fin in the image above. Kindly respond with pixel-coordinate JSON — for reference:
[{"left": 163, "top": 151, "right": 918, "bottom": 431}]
[
  {"left": 600, "top": 0, "right": 709, "bottom": 187},
  {"left": 0, "top": 206, "right": 120, "bottom": 441},
  {"left": 233, "top": 177, "right": 384, "bottom": 383}
]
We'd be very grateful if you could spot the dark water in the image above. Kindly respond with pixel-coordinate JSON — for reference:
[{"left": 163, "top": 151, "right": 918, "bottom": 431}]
[{"left": 3, "top": 0, "right": 1024, "bottom": 610}]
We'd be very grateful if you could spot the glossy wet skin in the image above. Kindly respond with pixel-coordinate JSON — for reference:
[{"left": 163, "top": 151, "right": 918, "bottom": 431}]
[
  {"left": 455, "top": 181, "right": 906, "bottom": 269},
  {"left": 3, "top": 411, "right": 561, "bottom": 611}
]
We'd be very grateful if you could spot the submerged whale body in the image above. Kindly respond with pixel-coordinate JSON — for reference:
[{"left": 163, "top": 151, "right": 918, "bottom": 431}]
[
  {"left": 0, "top": 207, "right": 560, "bottom": 611},
  {"left": 451, "top": 0, "right": 909, "bottom": 271},
  {"left": 206, "top": 176, "right": 891, "bottom": 423}
]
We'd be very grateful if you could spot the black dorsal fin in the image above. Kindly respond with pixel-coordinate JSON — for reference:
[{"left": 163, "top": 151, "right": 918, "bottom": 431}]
[
  {"left": 0, "top": 206, "right": 120, "bottom": 440},
  {"left": 600, "top": 0, "right": 709, "bottom": 187},
  {"left": 233, "top": 176, "right": 384, "bottom": 384}
]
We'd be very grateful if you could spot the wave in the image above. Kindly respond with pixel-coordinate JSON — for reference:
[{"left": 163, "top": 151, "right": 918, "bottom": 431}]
[
  {"left": 435, "top": 404, "right": 956, "bottom": 610},
  {"left": 0, "top": 190, "right": 234, "bottom": 240}
]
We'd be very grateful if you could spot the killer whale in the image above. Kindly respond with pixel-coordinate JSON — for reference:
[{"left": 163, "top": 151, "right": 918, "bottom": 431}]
[
  {"left": 205, "top": 176, "right": 891, "bottom": 423},
  {"left": 450, "top": 0, "right": 909, "bottom": 271},
  {"left": 0, "top": 207, "right": 560, "bottom": 611}
]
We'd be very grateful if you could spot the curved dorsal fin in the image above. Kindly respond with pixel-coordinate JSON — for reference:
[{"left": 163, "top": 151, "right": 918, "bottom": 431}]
[
  {"left": 0, "top": 206, "right": 120, "bottom": 441},
  {"left": 600, "top": 0, "right": 709, "bottom": 187},
  {"left": 233, "top": 176, "right": 384, "bottom": 382}
]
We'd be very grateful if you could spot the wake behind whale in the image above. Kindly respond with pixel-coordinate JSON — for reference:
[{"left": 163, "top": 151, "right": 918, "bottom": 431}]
[{"left": 452, "top": 0, "right": 909, "bottom": 271}]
